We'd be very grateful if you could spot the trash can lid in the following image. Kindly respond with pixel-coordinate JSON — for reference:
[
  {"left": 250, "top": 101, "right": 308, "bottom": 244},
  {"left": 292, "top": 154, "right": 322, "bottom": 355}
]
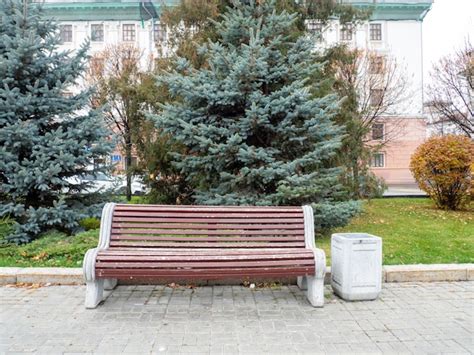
[{"left": 331, "top": 233, "right": 382, "bottom": 244}]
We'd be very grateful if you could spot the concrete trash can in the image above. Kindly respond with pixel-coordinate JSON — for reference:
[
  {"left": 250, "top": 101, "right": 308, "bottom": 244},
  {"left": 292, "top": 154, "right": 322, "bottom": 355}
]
[{"left": 331, "top": 233, "right": 382, "bottom": 301}]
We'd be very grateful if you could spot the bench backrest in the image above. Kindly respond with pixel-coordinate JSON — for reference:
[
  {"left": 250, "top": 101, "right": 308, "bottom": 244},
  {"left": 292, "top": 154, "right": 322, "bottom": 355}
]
[{"left": 108, "top": 204, "right": 307, "bottom": 249}]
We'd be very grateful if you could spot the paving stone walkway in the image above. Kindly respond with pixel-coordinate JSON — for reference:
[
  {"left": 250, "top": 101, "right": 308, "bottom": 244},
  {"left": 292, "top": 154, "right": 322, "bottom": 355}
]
[{"left": 1, "top": 281, "right": 472, "bottom": 354}]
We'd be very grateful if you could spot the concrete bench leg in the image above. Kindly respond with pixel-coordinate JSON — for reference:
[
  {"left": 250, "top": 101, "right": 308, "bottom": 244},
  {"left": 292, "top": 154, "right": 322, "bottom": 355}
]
[
  {"left": 306, "top": 248, "right": 326, "bottom": 307},
  {"left": 104, "top": 279, "right": 118, "bottom": 290},
  {"left": 306, "top": 276, "right": 324, "bottom": 307},
  {"left": 297, "top": 276, "right": 307, "bottom": 290},
  {"left": 85, "top": 279, "right": 104, "bottom": 309}
]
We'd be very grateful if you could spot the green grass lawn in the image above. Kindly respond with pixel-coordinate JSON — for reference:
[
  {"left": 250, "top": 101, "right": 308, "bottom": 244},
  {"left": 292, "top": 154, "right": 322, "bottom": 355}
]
[
  {"left": 319, "top": 198, "right": 473, "bottom": 265},
  {"left": 0, "top": 198, "right": 472, "bottom": 267}
]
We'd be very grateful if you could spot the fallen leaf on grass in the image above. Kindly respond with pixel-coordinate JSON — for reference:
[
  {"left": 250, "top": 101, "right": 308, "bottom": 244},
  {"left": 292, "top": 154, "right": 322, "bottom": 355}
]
[{"left": 32, "top": 252, "right": 48, "bottom": 261}]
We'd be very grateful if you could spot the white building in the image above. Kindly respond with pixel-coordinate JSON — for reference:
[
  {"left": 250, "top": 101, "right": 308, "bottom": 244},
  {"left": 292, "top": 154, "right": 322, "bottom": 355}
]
[
  {"left": 316, "top": 0, "right": 433, "bottom": 186},
  {"left": 35, "top": 0, "right": 433, "bottom": 184}
]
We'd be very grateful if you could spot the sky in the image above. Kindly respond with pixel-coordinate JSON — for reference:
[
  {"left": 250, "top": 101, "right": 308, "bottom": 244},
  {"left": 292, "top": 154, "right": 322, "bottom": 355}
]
[{"left": 422, "top": 0, "right": 474, "bottom": 83}]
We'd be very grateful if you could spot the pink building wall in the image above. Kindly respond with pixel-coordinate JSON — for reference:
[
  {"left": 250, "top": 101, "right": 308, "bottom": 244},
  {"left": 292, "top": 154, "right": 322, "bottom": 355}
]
[{"left": 370, "top": 117, "right": 427, "bottom": 186}]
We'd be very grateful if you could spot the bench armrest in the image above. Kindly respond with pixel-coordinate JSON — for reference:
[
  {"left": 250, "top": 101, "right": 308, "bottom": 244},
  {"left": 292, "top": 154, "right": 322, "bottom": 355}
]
[
  {"left": 97, "top": 202, "right": 116, "bottom": 249},
  {"left": 302, "top": 205, "right": 316, "bottom": 249},
  {"left": 303, "top": 205, "right": 326, "bottom": 278},
  {"left": 83, "top": 203, "right": 116, "bottom": 282},
  {"left": 83, "top": 247, "right": 100, "bottom": 282}
]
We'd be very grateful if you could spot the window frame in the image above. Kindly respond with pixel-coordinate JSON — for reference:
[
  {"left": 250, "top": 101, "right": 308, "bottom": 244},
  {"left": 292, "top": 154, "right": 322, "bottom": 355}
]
[
  {"left": 370, "top": 88, "right": 384, "bottom": 107},
  {"left": 340, "top": 24, "right": 353, "bottom": 41},
  {"left": 90, "top": 23, "right": 104, "bottom": 42},
  {"left": 307, "top": 20, "right": 323, "bottom": 41},
  {"left": 369, "top": 55, "right": 385, "bottom": 74},
  {"left": 371, "top": 123, "right": 385, "bottom": 141},
  {"left": 122, "top": 23, "right": 136, "bottom": 42},
  {"left": 371, "top": 152, "right": 385, "bottom": 168},
  {"left": 369, "top": 23, "right": 382, "bottom": 41},
  {"left": 153, "top": 22, "right": 166, "bottom": 43},
  {"left": 59, "top": 24, "right": 73, "bottom": 44}
]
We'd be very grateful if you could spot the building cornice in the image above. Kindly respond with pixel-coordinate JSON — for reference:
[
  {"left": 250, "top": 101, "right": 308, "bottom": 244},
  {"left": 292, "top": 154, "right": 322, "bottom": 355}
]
[
  {"left": 39, "top": 1, "right": 178, "bottom": 22},
  {"left": 37, "top": 1, "right": 432, "bottom": 22},
  {"left": 350, "top": 2, "right": 433, "bottom": 21}
]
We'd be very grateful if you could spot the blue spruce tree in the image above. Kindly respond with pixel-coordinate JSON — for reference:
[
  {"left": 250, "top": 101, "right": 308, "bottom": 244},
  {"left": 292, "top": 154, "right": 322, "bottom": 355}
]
[
  {"left": 154, "top": 0, "right": 359, "bottom": 229},
  {"left": 0, "top": 0, "right": 112, "bottom": 243}
]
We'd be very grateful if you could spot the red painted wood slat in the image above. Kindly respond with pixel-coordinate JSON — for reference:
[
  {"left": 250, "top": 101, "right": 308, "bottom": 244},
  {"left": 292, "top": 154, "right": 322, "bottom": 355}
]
[
  {"left": 113, "top": 217, "right": 304, "bottom": 224},
  {"left": 96, "top": 267, "right": 314, "bottom": 278},
  {"left": 113, "top": 211, "right": 303, "bottom": 218},
  {"left": 114, "top": 205, "right": 302, "bottom": 212},
  {"left": 99, "top": 247, "right": 313, "bottom": 256},
  {"left": 98, "top": 249, "right": 314, "bottom": 257},
  {"left": 97, "top": 254, "right": 314, "bottom": 263},
  {"left": 111, "top": 229, "right": 304, "bottom": 236},
  {"left": 112, "top": 223, "right": 304, "bottom": 230},
  {"left": 109, "top": 241, "right": 306, "bottom": 248},
  {"left": 109, "top": 236, "right": 304, "bottom": 242},
  {"left": 95, "top": 259, "right": 314, "bottom": 269}
]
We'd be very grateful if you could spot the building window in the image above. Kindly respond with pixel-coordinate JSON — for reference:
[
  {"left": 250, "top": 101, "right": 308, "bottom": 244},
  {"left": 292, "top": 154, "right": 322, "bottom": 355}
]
[
  {"left": 369, "top": 55, "right": 384, "bottom": 74},
  {"left": 370, "top": 23, "right": 382, "bottom": 41},
  {"left": 370, "top": 89, "right": 384, "bottom": 107},
  {"left": 340, "top": 24, "right": 353, "bottom": 41},
  {"left": 371, "top": 153, "right": 385, "bottom": 168},
  {"left": 59, "top": 25, "right": 72, "bottom": 43},
  {"left": 372, "top": 123, "right": 384, "bottom": 140},
  {"left": 122, "top": 24, "right": 136, "bottom": 42},
  {"left": 154, "top": 23, "right": 166, "bottom": 43},
  {"left": 91, "top": 24, "right": 104, "bottom": 42},
  {"left": 307, "top": 20, "right": 323, "bottom": 40}
]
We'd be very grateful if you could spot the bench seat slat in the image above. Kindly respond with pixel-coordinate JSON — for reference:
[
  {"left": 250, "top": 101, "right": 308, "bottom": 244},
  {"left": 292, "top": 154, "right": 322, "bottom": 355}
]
[
  {"left": 96, "top": 259, "right": 314, "bottom": 269},
  {"left": 111, "top": 229, "right": 304, "bottom": 236},
  {"left": 109, "top": 241, "right": 306, "bottom": 248},
  {"left": 110, "top": 236, "right": 304, "bottom": 242},
  {"left": 113, "top": 217, "right": 304, "bottom": 223},
  {"left": 114, "top": 205, "right": 302, "bottom": 212},
  {"left": 112, "top": 223, "right": 304, "bottom": 230},
  {"left": 113, "top": 211, "right": 303, "bottom": 218},
  {"left": 96, "top": 267, "right": 314, "bottom": 279},
  {"left": 99, "top": 248, "right": 313, "bottom": 256},
  {"left": 97, "top": 252, "right": 314, "bottom": 261}
]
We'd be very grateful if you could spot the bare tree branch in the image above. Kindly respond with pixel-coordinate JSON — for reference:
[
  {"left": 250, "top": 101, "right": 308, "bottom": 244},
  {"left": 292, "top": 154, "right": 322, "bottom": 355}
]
[
  {"left": 85, "top": 44, "right": 151, "bottom": 201},
  {"left": 426, "top": 40, "right": 473, "bottom": 137}
]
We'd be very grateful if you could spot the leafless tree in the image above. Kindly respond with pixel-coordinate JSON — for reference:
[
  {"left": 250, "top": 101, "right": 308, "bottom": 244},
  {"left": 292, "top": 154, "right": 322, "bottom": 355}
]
[
  {"left": 86, "top": 44, "right": 153, "bottom": 201},
  {"left": 333, "top": 48, "right": 412, "bottom": 145},
  {"left": 427, "top": 40, "right": 473, "bottom": 137},
  {"left": 330, "top": 47, "right": 412, "bottom": 196}
]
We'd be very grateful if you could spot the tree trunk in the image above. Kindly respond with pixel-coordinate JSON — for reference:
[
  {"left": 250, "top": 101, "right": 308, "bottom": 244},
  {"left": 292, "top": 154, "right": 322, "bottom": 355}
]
[
  {"left": 352, "top": 160, "right": 360, "bottom": 198},
  {"left": 124, "top": 135, "right": 133, "bottom": 202}
]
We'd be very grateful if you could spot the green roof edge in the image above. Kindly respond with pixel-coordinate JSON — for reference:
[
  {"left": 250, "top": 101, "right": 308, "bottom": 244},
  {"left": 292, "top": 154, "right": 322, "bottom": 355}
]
[{"left": 38, "top": 1, "right": 432, "bottom": 22}]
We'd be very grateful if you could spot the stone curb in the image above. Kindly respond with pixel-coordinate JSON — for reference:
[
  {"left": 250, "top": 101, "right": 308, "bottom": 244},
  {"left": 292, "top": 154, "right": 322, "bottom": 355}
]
[{"left": 1, "top": 264, "right": 472, "bottom": 286}]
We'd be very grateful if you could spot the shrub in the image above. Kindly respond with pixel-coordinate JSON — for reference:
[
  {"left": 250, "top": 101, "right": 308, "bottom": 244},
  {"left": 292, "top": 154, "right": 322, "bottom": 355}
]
[
  {"left": 79, "top": 218, "right": 101, "bottom": 231},
  {"left": 0, "top": 217, "right": 14, "bottom": 242},
  {"left": 410, "top": 135, "right": 473, "bottom": 210}
]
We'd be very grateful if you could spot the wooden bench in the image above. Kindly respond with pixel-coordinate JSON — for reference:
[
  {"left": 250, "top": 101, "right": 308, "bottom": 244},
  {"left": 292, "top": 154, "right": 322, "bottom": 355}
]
[{"left": 83, "top": 203, "right": 326, "bottom": 308}]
